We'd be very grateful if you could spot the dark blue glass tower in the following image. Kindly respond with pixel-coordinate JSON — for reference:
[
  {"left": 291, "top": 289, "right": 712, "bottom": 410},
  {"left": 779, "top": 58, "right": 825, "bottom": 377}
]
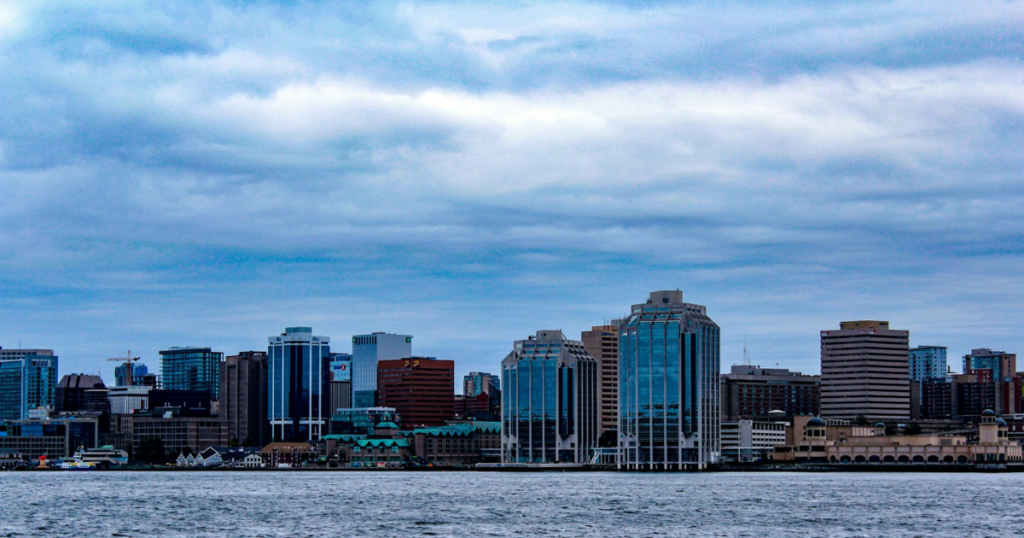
[{"left": 268, "top": 327, "right": 331, "bottom": 441}]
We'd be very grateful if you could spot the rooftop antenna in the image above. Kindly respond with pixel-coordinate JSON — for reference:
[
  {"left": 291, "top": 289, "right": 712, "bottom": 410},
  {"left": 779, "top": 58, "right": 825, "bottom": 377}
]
[{"left": 743, "top": 335, "right": 750, "bottom": 367}]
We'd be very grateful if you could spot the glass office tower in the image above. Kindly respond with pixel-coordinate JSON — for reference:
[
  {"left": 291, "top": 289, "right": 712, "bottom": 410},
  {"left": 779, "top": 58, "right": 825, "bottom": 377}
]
[
  {"left": 500, "top": 330, "right": 599, "bottom": 464},
  {"left": 268, "top": 327, "right": 331, "bottom": 441},
  {"left": 160, "top": 347, "right": 223, "bottom": 393},
  {"left": 618, "top": 290, "right": 720, "bottom": 470},
  {"left": 351, "top": 333, "right": 412, "bottom": 407},
  {"left": 0, "top": 350, "right": 59, "bottom": 421},
  {"left": 114, "top": 362, "right": 149, "bottom": 387}
]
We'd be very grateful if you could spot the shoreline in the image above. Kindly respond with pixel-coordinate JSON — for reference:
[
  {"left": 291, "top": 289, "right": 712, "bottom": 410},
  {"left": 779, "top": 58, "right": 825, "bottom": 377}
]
[{"left": 7, "top": 463, "right": 1024, "bottom": 473}]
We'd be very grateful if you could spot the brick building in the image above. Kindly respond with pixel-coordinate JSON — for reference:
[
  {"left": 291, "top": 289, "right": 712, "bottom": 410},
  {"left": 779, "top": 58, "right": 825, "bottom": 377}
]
[{"left": 377, "top": 357, "right": 454, "bottom": 427}]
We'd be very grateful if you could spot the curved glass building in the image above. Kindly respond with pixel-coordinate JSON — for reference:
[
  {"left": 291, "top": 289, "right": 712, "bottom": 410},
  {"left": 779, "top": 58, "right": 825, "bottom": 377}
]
[
  {"left": 618, "top": 290, "right": 720, "bottom": 470},
  {"left": 500, "top": 330, "right": 599, "bottom": 464}
]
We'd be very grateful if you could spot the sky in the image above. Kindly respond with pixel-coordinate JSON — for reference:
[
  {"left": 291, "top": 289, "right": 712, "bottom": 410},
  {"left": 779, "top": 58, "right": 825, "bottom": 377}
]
[{"left": 1, "top": 0, "right": 1023, "bottom": 385}]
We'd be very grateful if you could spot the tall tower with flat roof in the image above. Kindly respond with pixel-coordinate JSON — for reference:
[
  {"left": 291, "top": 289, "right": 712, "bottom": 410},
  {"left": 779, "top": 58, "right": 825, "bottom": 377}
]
[{"left": 820, "top": 320, "right": 910, "bottom": 420}]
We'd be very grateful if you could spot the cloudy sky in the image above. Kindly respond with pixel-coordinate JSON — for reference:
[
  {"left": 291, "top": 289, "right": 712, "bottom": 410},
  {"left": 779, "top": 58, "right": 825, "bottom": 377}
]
[{"left": 1, "top": 0, "right": 1022, "bottom": 383}]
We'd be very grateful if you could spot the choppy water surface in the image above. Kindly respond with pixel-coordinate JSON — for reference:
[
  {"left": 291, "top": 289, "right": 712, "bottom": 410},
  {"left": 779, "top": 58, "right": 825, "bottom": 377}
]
[{"left": 1, "top": 471, "right": 1022, "bottom": 537}]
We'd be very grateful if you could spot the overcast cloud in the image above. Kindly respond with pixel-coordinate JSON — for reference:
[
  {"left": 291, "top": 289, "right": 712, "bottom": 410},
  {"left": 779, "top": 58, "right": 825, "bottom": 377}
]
[{"left": 1, "top": 0, "right": 1023, "bottom": 380}]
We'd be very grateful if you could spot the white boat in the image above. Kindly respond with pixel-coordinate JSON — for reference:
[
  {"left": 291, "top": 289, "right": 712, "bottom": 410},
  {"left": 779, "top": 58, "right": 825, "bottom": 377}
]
[
  {"left": 59, "top": 460, "right": 97, "bottom": 470},
  {"left": 74, "top": 446, "right": 129, "bottom": 466}
]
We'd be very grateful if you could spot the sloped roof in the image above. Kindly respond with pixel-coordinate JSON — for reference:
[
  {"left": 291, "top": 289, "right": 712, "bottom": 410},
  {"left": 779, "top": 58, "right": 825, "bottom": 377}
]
[
  {"left": 356, "top": 438, "right": 410, "bottom": 449},
  {"left": 375, "top": 422, "right": 401, "bottom": 430},
  {"left": 412, "top": 421, "right": 501, "bottom": 437},
  {"left": 321, "top": 434, "right": 366, "bottom": 442}
]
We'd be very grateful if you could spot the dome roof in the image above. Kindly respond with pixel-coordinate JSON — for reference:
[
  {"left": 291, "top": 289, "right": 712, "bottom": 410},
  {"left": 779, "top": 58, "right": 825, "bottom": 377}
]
[
  {"left": 983, "top": 409, "right": 996, "bottom": 417},
  {"left": 806, "top": 417, "right": 826, "bottom": 427},
  {"left": 875, "top": 422, "right": 886, "bottom": 428},
  {"left": 997, "top": 418, "right": 1008, "bottom": 427}
]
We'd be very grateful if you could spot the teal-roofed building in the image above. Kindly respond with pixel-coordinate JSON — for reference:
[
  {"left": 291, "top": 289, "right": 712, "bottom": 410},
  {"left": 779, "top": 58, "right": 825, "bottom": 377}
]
[
  {"left": 342, "top": 437, "right": 413, "bottom": 468},
  {"left": 411, "top": 421, "right": 501, "bottom": 467}
]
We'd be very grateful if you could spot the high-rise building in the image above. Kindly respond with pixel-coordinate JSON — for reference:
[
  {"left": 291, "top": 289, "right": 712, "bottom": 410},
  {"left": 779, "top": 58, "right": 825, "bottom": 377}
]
[
  {"left": 581, "top": 324, "right": 620, "bottom": 435},
  {"left": 909, "top": 346, "right": 947, "bottom": 381},
  {"left": 500, "top": 330, "right": 599, "bottom": 464},
  {"left": 963, "top": 349, "right": 1017, "bottom": 381},
  {"left": 220, "top": 351, "right": 268, "bottom": 447},
  {"left": 114, "top": 362, "right": 149, "bottom": 387},
  {"left": 160, "top": 347, "right": 223, "bottom": 393},
  {"left": 328, "top": 353, "right": 353, "bottom": 413},
  {"left": 618, "top": 290, "right": 721, "bottom": 470},
  {"left": 268, "top": 327, "right": 331, "bottom": 441},
  {"left": 463, "top": 372, "right": 499, "bottom": 398},
  {"left": 55, "top": 374, "right": 109, "bottom": 414},
  {"left": 720, "top": 365, "right": 820, "bottom": 421},
  {"left": 0, "top": 349, "right": 59, "bottom": 421},
  {"left": 351, "top": 333, "right": 411, "bottom": 408},
  {"left": 377, "top": 357, "right": 455, "bottom": 427},
  {"left": 914, "top": 377, "right": 952, "bottom": 420},
  {"left": 820, "top": 320, "right": 910, "bottom": 421}
]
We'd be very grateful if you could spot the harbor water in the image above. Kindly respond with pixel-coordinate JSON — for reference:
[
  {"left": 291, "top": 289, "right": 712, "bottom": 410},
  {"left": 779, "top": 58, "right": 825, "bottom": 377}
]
[{"left": 1, "top": 471, "right": 1021, "bottom": 537}]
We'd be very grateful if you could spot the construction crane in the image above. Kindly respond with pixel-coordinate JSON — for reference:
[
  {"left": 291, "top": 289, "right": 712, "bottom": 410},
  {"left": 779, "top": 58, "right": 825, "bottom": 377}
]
[{"left": 107, "top": 351, "right": 140, "bottom": 386}]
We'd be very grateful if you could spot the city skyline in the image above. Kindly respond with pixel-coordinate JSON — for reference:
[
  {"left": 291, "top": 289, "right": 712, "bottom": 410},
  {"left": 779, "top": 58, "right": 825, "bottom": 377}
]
[
  {"left": 0, "top": 309, "right": 1018, "bottom": 386},
  {"left": 2, "top": 1, "right": 1022, "bottom": 383}
]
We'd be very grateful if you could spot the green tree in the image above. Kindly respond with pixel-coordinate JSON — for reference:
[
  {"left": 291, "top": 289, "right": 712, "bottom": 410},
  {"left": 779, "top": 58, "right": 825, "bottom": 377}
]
[
  {"left": 228, "top": 437, "right": 240, "bottom": 447},
  {"left": 136, "top": 436, "right": 166, "bottom": 464},
  {"left": 854, "top": 414, "right": 869, "bottom": 426},
  {"left": 240, "top": 435, "right": 256, "bottom": 447},
  {"left": 904, "top": 422, "right": 922, "bottom": 436}
]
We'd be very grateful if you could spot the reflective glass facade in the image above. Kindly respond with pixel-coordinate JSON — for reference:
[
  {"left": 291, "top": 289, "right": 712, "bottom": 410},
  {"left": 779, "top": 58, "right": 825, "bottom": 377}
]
[
  {"left": 0, "top": 353, "right": 59, "bottom": 421},
  {"left": 160, "top": 347, "right": 223, "bottom": 393},
  {"left": 351, "top": 333, "right": 412, "bottom": 407},
  {"left": 114, "top": 363, "right": 149, "bottom": 387},
  {"left": 268, "top": 327, "right": 331, "bottom": 441},
  {"left": 619, "top": 291, "right": 720, "bottom": 469},
  {"left": 501, "top": 330, "right": 599, "bottom": 464}
]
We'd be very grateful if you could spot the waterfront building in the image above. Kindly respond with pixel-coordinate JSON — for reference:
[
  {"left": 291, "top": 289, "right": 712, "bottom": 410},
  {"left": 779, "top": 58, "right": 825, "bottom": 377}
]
[
  {"left": 114, "top": 362, "right": 149, "bottom": 387},
  {"left": 411, "top": 421, "right": 501, "bottom": 467},
  {"left": 0, "top": 416, "right": 100, "bottom": 460},
  {"left": 909, "top": 346, "right": 947, "bottom": 381},
  {"left": 260, "top": 442, "right": 317, "bottom": 467},
  {"left": 720, "top": 418, "right": 789, "bottom": 462},
  {"left": 618, "top": 290, "right": 721, "bottom": 470},
  {"left": 220, "top": 351, "right": 268, "bottom": 447},
  {"left": 116, "top": 412, "right": 227, "bottom": 460},
  {"left": 160, "top": 347, "right": 223, "bottom": 394},
  {"left": 769, "top": 411, "right": 1022, "bottom": 464},
  {"left": 351, "top": 333, "right": 412, "bottom": 407},
  {"left": 820, "top": 321, "right": 910, "bottom": 421},
  {"left": 328, "top": 353, "right": 353, "bottom": 412},
  {"left": 581, "top": 324, "right": 620, "bottom": 435},
  {"left": 720, "top": 365, "right": 820, "bottom": 421},
  {"left": 268, "top": 327, "right": 331, "bottom": 441},
  {"left": 55, "top": 374, "right": 109, "bottom": 414},
  {"left": 500, "top": 330, "right": 599, "bottom": 465},
  {"left": 377, "top": 357, "right": 455, "bottom": 427},
  {"left": 0, "top": 349, "right": 59, "bottom": 421}
]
